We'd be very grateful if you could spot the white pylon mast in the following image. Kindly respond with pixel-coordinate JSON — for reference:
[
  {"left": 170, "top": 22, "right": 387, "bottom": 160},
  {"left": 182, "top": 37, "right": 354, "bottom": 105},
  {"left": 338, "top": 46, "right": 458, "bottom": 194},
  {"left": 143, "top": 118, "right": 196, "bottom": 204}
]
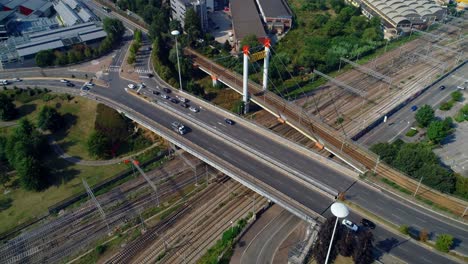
[
  {"left": 243, "top": 45, "right": 249, "bottom": 114},
  {"left": 262, "top": 38, "right": 270, "bottom": 91}
]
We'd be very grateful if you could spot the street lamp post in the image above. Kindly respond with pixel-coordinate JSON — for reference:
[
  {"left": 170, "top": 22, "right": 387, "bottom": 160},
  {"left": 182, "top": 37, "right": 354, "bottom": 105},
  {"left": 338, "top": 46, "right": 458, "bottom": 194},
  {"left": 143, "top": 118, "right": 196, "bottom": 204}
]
[
  {"left": 171, "top": 30, "right": 183, "bottom": 91},
  {"left": 325, "top": 203, "right": 349, "bottom": 264}
]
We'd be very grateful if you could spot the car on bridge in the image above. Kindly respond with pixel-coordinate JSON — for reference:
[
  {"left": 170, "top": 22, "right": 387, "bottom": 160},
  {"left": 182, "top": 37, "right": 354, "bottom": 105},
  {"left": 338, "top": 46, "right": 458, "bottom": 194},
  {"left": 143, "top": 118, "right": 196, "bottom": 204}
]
[
  {"left": 170, "top": 98, "right": 179, "bottom": 104},
  {"left": 152, "top": 90, "right": 160, "bottom": 95},
  {"left": 163, "top": 87, "right": 172, "bottom": 93},
  {"left": 161, "top": 94, "right": 170, "bottom": 99},
  {"left": 342, "top": 219, "right": 358, "bottom": 232},
  {"left": 189, "top": 106, "right": 199, "bottom": 113},
  {"left": 181, "top": 103, "right": 189, "bottom": 108},
  {"left": 224, "top": 118, "right": 235, "bottom": 125},
  {"left": 60, "top": 79, "right": 69, "bottom": 83},
  {"left": 66, "top": 82, "right": 75, "bottom": 87},
  {"left": 171, "top": 121, "right": 190, "bottom": 135}
]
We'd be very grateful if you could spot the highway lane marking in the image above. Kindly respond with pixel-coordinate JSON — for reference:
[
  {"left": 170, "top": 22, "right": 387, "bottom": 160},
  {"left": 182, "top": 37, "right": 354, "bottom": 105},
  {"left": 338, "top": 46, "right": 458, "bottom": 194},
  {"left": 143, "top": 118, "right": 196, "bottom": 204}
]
[{"left": 391, "top": 213, "right": 403, "bottom": 221}]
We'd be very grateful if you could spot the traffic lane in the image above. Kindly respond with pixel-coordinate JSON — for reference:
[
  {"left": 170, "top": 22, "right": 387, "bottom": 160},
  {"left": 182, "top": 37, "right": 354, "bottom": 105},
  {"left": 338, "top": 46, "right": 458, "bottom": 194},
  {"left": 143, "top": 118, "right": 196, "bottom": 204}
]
[
  {"left": 118, "top": 83, "right": 468, "bottom": 252},
  {"left": 347, "top": 183, "right": 468, "bottom": 253},
  {"left": 322, "top": 210, "right": 458, "bottom": 264},
  {"left": 359, "top": 65, "right": 468, "bottom": 145},
  {"left": 137, "top": 86, "right": 355, "bottom": 193}
]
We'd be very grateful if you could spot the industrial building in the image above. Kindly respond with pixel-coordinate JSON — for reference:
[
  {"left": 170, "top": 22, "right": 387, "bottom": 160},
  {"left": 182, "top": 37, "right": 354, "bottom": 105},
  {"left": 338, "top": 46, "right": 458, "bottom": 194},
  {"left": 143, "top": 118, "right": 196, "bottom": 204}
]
[
  {"left": 346, "top": 0, "right": 446, "bottom": 38},
  {"left": 255, "top": 0, "right": 292, "bottom": 34},
  {"left": 54, "top": 0, "right": 97, "bottom": 26},
  {"left": 170, "top": 0, "right": 208, "bottom": 31}
]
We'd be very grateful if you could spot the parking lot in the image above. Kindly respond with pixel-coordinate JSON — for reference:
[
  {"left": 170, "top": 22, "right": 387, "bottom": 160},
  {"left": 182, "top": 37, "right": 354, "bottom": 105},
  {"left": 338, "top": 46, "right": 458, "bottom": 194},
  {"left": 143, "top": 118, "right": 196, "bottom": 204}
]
[{"left": 433, "top": 94, "right": 468, "bottom": 176}]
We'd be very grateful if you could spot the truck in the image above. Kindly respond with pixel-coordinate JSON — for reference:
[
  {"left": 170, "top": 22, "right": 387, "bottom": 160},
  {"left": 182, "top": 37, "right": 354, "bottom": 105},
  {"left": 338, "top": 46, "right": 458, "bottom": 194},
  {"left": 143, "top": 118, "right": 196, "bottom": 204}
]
[{"left": 171, "top": 121, "right": 189, "bottom": 135}]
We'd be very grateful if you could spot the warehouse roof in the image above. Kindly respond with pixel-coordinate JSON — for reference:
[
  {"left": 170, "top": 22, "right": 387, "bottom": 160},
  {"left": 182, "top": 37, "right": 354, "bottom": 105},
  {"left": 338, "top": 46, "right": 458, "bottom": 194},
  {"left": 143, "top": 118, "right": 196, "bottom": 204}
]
[
  {"left": 4, "top": 0, "right": 26, "bottom": 9},
  {"left": 230, "top": 0, "right": 266, "bottom": 40},
  {"left": 77, "top": 6, "right": 94, "bottom": 22},
  {"left": 63, "top": 0, "right": 79, "bottom": 9},
  {"left": 29, "top": 22, "right": 98, "bottom": 41},
  {"left": 255, "top": 0, "right": 291, "bottom": 19},
  {"left": 20, "top": 0, "right": 48, "bottom": 11},
  {"left": 16, "top": 37, "right": 64, "bottom": 57},
  {"left": 364, "top": 0, "right": 445, "bottom": 27},
  {"left": 53, "top": 0, "right": 82, "bottom": 26}
]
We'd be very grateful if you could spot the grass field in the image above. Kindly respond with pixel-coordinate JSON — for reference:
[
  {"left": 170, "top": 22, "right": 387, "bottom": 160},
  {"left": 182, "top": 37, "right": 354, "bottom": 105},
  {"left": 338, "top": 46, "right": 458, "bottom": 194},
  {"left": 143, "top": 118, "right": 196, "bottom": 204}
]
[{"left": 0, "top": 91, "right": 161, "bottom": 234}]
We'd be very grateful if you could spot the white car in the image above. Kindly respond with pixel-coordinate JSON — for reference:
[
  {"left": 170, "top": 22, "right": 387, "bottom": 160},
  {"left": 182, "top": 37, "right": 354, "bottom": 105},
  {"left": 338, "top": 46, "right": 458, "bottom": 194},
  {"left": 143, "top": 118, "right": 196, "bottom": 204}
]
[
  {"left": 160, "top": 94, "right": 170, "bottom": 99},
  {"left": 189, "top": 106, "right": 199, "bottom": 113},
  {"left": 13, "top": 78, "right": 21, "bottom": 82},
  {"left": 342, "top": 219, "right": 358, "bottom": 232},
  {"left": 128, "top": 83, "right": 136, "bottom": 89},
  {"left": 85, "top": 82, "right": 94, "bottom": 87},
  {"left": 60, "top": 79, "right": 69, "bottom": 83}
]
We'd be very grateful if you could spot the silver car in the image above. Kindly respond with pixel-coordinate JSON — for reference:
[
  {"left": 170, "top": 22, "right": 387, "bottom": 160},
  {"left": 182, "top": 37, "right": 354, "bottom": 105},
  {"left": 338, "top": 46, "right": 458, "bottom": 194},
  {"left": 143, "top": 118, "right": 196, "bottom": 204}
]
[
  {"left": 189, "top": 106, "right": 199, "bottom": 113},
  {"left": 342, "top": 219, "right": 358, "bottom": 232}
]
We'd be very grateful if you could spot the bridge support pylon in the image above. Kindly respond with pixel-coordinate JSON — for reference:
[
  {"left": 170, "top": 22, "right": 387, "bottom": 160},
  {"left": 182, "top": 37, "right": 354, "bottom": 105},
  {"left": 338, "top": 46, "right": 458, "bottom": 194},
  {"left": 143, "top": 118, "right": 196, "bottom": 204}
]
[
  {"left": 243, "top": 45, "right": 250, "bottom": 114},
  {"left": 211, "top": 75, "right": 218, "bottom": 87},
  {"left": 262, "top": 38, "right": 270, "bottom": 91}
]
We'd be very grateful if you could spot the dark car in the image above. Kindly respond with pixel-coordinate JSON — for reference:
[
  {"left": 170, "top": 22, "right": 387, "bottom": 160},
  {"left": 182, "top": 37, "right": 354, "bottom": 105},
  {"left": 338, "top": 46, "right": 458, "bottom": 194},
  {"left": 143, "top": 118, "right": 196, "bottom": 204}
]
[
  {"left": 152, "top": 90, "right": 160, "bottom": 95},
  {"left": 411, "top": 105, "right": 418, "bottom": 111},
  {"left": 163, "top": 88, "right": 172, "bottom": 93},
  {"left": 66, "top": 82, "right": 75, "bottom": 87},
  {"left": 361, "top": 218, "right": 376, "bottom": 229},
  {"left": 181, "top": 103, "right": 189, "bottom": 108},
  {"left": 439, "top": 85, "right": 446, "bottom": 90},
  {"left": 170, "top": 98, "right": 179, "bottom": 104},
  {"left": 224, "top": 118, "right": 235, "bottom": 125},
  {"left": 147, "top": 73, "right": 154, "bottom": 78}
]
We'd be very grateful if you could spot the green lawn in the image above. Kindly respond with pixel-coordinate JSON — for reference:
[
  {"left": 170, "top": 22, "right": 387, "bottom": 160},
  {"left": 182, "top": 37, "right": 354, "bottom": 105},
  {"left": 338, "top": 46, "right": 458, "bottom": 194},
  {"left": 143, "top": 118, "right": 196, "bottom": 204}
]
[{"left": 0, "top": 157, "right": 128, "bottom": 234}]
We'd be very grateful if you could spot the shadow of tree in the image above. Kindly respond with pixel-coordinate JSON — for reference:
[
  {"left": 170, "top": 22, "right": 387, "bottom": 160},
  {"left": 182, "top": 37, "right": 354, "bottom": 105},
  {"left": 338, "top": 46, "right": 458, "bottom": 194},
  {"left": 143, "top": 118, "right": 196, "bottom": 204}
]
[{"left": 16, "top": 104, "right": 36, "bottom": 118}]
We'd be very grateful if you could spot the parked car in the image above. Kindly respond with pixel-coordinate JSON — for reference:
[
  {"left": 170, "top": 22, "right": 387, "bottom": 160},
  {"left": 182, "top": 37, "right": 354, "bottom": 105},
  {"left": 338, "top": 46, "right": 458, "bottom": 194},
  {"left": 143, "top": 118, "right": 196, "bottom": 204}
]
[
  {"left": 360, "top": 218, "right": 375, "bottom": 229},
  {"left": 163, "top": 87, "right": 172, "bottom": 93},
  {"left": 189, "top": 106, "right": 199, "bottom": 113},
  {"left": 439, "top": 85, "right": 445, "bottom": 90},
  {"left": 411, "top": 105, "right": 418, "bottom": 111},
  {"left": 224, "top": 118, "right": 235, "bottom": 125},
  {"left": 342, "top": 219, "right": 358, "bottom": 232}
]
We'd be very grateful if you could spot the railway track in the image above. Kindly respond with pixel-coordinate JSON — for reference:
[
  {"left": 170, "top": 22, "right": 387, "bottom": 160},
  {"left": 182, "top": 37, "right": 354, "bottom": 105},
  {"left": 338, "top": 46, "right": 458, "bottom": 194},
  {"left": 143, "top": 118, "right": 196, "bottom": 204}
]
[
  {"left": 0, "top": 157, "right": 211, "bottom": 263},
  {"left": 186, "top": 41, "right": 468, "bottom": 217}
]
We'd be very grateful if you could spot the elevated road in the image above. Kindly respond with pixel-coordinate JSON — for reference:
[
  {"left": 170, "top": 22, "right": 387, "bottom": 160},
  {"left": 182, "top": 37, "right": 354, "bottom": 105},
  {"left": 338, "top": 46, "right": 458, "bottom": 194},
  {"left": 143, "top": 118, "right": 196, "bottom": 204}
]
[{"left": 185, "top": 48, "right": 468, "bottom": 218}]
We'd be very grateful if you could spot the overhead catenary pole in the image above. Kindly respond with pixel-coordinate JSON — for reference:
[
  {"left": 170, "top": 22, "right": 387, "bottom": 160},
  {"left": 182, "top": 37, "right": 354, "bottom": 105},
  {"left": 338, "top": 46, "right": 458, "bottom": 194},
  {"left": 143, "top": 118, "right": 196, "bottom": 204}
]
[
  {"left": 262, "top": 38, "right": 271, "bottom": 91},
  {"left": 82, "top": 178, "right": 109, "bottom": 233},
  {"left": 243, "top": 45, "right": 250, "bottom": 114}
]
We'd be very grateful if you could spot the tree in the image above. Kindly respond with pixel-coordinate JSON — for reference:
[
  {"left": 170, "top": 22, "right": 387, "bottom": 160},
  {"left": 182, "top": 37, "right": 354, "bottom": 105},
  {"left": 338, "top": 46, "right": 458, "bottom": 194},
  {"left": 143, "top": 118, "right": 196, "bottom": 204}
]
[
  {"left": 451, "top": 91, "right": 463, "bottom": 102},
  {"left": 369, "top": 142, "right": 400, "bottom": 165},
  {"left": 415, "top": 105, "right": 435, "bottom": 127},
  {"left": 313, "top": 217, "right": 340, "bottom": 264},
  {"left": 414, "top": 164, "right": 455, "bottom": 193},
  {"left": 337, "top": 229, "right": 354, "bottom": 257},
  {"left": 240, "top": 34, "right": 260, "bottom": 50},
  {"left": 37, "top": 106, "right": 63, "bottom": 132},
  {"left": 84, "top": 47, "right": 93, "bottom": 58},
  {"left": 184, "top": 8, "right": 201, "bottom": 43},
  {"left": 127, "top": 54, "right": 136, "bottom": 64},
  {"left": 435, "top": 234, "right": 454, "bottom": 253},
  {"left": 54, "top": 51, "right": 69, "bottom": 65},
  {"left": 427, "top": 118, "right": 452, "bottom": 144},
  {"left": 17, "top": 156, "right": 47, "bottom": 191},
  {"left": 35, "top": 50, "right": 56, "bottom": 67},
  {"left": 393, "top": 143, "right": 437, "bottom": 176},
  {"left": 353, "top": 230, "right": 374, "bottom": 264},
  {"left": 102, "top": 18, "right": 125, "bottom": 41},
  {"left": 0, "top": 93, "right": 16, "bottom": 121},
  {"left": 87, "top": 131, "right": 111, "bottom": 158},
  {"left": 223, "top": 39, "right": 232, "bottom": 52}
]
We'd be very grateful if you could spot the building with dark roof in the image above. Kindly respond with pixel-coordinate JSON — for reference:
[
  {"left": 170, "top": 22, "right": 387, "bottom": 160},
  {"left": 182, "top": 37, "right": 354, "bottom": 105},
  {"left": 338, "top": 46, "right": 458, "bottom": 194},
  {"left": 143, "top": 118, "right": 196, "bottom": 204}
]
[
  {"left": 0, "top": 10, "right": 14, "bottom": 40},
  {"left": 230, "top": 0, "right": 266, "bottom": 50},
  {"left": 255, "top": 0, "right": 292, "bottom": 34}
]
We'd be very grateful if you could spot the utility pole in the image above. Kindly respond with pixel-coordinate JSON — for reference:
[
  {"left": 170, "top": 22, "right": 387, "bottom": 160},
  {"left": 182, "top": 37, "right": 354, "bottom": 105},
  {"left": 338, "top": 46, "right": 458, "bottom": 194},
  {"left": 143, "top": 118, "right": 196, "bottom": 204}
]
[
  {"left": 373, "top": 157, "right": 380, "bottom": 174},
  {"left": 414, "top": 176, "right": 424, "bottom": 197},
  {"left": 131, "top": 159, "right": 160, "bottom": 207},
  {"left": 262, "top": 38, "right": 270, "bottom": 91},
  {"left": 82, "top": 178, "right": 110, "bottom": 234}
]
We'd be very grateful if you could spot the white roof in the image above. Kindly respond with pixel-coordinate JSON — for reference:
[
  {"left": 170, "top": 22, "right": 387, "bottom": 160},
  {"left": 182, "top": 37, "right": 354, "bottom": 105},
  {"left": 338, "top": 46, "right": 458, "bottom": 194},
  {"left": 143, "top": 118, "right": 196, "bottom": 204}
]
[
  {"left": 53, "top": 1, "right": 82, "bottom": 26},
  {"left": 16, "top": 38, "right": 64, "bottom": 57}
]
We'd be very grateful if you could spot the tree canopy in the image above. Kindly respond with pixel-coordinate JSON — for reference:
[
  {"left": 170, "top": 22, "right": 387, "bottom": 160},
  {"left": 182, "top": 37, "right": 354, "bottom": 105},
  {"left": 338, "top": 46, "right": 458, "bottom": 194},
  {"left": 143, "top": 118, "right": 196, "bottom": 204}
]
[
  {"left": 37, "top": 106, "right": 64, "bottom": 132},
  {"left": 0, "top": 93, "right": 16, "bottom": 121},
  {"left": 184, "top": 8, "right": 202, "bottom": 44},
  {"left": 415, "top": 105, "right": 435, "bottom": 127},
  {"left": 427, "top": 117, "right": 452, "bottom": 144},
  {"left": 35, "top": 50, "right": 56, "bottom": 67}
]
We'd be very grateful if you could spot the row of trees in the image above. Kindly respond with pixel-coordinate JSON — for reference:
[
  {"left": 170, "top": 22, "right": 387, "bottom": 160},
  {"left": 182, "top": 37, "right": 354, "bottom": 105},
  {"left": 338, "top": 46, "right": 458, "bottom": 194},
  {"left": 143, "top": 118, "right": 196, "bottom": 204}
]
[
  {"left": 0, "top": 119, "right": 49, "bottom": 191},
  {"left": 0, "top": 93, "right": 16, "bottom": 121},
  {"left": 127, "top": 29, "right": 142, "bottom": 64},
  {"left": 415, "top": 104, "right": 454, "bottom": 144},
  {"left": 312, "top": 217, "right": 374, "bottom": 264},
  {"left": 35, "top": 18, "right": 125, "bottom": 67}
]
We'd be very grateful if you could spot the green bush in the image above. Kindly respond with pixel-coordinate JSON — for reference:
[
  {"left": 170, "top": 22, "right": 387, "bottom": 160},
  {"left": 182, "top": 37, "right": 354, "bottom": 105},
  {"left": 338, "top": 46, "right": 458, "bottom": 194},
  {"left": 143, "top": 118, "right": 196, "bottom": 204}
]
[
  {"left": 439, "top": 101, "right": 454, "bottom": 111},
  {"left": 435, "top": 234, "right": 453, "bottom": 253},
  {"left": 399, "top": 225, "right": 410, "bottom": 235},
  {"left": 405, "top": 129, "right": 418, "bottom": 137},
  {"left": 451, "top": 91, "right": 463, "bottom": 102},
  {"left": 95, "top": 244, "right": 107, "bottom": 255}
]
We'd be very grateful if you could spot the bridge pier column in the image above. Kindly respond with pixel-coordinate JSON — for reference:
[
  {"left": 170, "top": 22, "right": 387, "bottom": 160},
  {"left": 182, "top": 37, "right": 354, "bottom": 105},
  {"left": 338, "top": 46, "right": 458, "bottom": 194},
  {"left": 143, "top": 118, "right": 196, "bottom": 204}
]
[
  {"left": 262, "top": 38, "right": 270, "bottom": 91},
  {"left": 211, "top": 75, "right": 218, "bottom": 87},
  {"left": 243, "top": 45, "right": 250, "bottom": 114}
]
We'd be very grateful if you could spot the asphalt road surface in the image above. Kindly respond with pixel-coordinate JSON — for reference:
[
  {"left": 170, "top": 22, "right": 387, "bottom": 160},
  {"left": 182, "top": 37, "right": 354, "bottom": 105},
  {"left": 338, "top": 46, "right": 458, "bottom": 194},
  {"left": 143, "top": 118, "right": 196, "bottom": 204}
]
[
  {"left": 358, "top": 63, "right": 468, "bottom": 146},
  {"left": 3, "top": 3, "right": 466, "bottom": 263}
]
